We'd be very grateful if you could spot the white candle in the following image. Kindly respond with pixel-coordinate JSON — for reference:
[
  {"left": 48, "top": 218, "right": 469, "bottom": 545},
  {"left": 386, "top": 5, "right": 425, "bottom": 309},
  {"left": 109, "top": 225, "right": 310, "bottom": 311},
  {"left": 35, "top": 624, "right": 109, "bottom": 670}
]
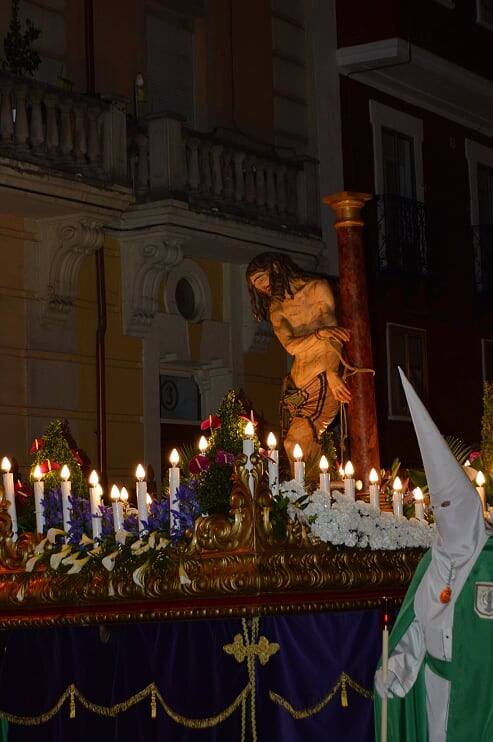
[
  {"left": 392, "top": 476, "right": 403, "bottom": 517},
  {"left": 243, "top": 421, "right": 255, "bottom": 495},
  {"left": 1, "top": 457, "right": 17, "bottom": 540},
  {"left": 293, "top": 444, "right": 305, "bottom": 486},
  {"left": 120, "top": 486, "right": 129, "bottom": 514},
  {"left": 369, "top": 468, "right": 380, "bottom": 512},
  {"left": 33, "top": 464, "right": 45, "bottom": 535},
  {"left": 60, "top": 464, "right": 71, "bottom": 536},
  {"left": 111, "top": 485, "right": 123, "bottom": 532},
  {"left": 267, "top": 432, "right": 279, "bottom": 496},
  {"left": 476, "top": 470, "right": 486, "bottom": 512},
  {"left": 344, "top": 460, "right": 355, "bottom": 500},
  {"left": 319, "top": 455, "right": 330, "bottom": 494},
  {"left": 413, "top": 487, "right": 425, "bottom": 521},
  {"left": 89, "top": 470, "right": 102, "bottom": 539},
  {"left": 169, "top": 448, "right": 180, "bottom": 512},
  {"left": 135, "top": 464, "right": 148, "bottom": 532}
]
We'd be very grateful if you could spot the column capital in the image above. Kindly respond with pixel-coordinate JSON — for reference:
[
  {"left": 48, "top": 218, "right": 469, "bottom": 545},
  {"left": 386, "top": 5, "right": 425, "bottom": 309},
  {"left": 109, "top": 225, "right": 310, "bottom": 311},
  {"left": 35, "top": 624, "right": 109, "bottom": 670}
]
[{"left": 323, "top": 191, "right": 372, "bottom": 228}]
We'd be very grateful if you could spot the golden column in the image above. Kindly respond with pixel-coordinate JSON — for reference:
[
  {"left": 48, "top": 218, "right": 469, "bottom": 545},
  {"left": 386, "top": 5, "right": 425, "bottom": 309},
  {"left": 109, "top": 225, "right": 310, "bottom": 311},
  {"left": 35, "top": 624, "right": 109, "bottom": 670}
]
[{"left": 323, "top": 191, "right": 380, "bottom": 486}]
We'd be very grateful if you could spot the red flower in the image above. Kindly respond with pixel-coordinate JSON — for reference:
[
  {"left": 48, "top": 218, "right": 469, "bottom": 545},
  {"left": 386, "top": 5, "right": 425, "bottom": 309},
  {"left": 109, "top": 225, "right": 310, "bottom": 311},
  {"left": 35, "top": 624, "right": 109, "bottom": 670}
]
[
  {"left": 200, "top": 415, "right": 221, "bottom": 432},
  {"left": 39, "top": 460, "right": 61, "bottom": 474},
  {"left": 30, "top": 437, "right": 45, "bottom": 454},
  {"left": 189, "top": 454, "right": 210, "bottom": 474},
  {"left": 215, "top": 450, "right": 236, "bottom": 466},
  {"left": 259, "top": 448, "right": 275, "bottom": 464},
  {"left": 240, "top": 415, "right": 258, "bottom": 426},
  {"left": 15, "top": 480, "right": 32, "bottom": 499},
  {"left": 469, "top": 451, "right": 481, "bottom": 463}
]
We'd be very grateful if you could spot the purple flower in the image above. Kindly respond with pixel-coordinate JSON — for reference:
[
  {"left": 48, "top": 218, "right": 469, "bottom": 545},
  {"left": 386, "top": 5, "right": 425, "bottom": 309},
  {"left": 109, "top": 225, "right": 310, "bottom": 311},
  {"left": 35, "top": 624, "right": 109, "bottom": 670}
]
[
  {"left": 67, "top": 494, "right": 91, "bottom": 544},
  {"left": 99, "top": 504, "right": 114, "bottom": 538},
  {"left": 146, "top": 498, "right": 171, "bottom": 532},
  {"left": 215, "top": 450, "right": 236, "bottom": 466},
  {"left": 123, "top": 512, "right": 139, "bottom": 535},
  {"left": 42, "top": 489, "right": 63, "bottom": 531}
]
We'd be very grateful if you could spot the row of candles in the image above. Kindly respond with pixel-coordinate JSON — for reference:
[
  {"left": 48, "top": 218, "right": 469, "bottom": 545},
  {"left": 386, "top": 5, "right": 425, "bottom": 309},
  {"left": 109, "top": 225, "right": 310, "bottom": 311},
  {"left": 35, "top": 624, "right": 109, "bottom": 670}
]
[{"left": 1, "top": 422, "right": 489, "bottom": 539}]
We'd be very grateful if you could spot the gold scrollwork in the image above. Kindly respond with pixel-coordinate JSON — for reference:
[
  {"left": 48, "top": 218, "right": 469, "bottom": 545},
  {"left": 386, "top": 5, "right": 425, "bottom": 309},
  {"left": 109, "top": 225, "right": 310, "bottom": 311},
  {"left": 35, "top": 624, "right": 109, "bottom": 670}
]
[{"left": 269, "top": 671, "right": 373, "bottom": 719}]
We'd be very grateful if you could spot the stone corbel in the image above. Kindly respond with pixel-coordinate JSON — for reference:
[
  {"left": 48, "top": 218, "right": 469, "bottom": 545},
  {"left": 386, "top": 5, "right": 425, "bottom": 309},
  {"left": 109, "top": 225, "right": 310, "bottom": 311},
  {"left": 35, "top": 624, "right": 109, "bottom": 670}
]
[
  {"left": 121, "top": 240, "right": 184, "bottom": 336},
  {"left": 31, "top": 216, "right": 105, "bottom": 323}
]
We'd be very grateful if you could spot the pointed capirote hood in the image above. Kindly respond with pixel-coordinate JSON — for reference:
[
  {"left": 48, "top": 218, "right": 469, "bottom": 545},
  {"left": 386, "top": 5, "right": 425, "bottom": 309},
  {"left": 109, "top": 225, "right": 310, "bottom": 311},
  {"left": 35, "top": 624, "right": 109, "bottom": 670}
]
[{"left": 398, "top": 367, "right": 484, "bottom": 557}]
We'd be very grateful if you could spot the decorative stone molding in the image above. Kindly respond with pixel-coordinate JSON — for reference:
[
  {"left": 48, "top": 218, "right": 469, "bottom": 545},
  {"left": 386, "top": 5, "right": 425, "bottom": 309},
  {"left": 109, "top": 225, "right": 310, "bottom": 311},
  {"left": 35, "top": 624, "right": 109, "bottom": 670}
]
[
  {"left": 29, "top": 216, "right": 105, "bottom": 323},
  {"left": 121, "top": 240, "right": 184, "bottom": 336},
  {"left": 164, "top": 258, "right": 212, "bottom": 323}
]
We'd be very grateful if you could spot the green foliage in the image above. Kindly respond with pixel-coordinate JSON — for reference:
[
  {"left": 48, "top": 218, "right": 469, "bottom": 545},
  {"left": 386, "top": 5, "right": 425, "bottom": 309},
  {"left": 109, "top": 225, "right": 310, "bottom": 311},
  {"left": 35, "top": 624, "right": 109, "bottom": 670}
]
[
  {"left": 30, "top": 419, "right": 87, "bottom": 496},
  {"left": 445, "top": 435, "right": 472, "bottom": 465},
  {"left": 1, "top": 0, "right": 41, "bottom": 76},
  {"left": 319, "top": 428, "right": 337, "bottom": 472},
  {"left": 481, "top": 382, "right": 493, "bottom": 503}
]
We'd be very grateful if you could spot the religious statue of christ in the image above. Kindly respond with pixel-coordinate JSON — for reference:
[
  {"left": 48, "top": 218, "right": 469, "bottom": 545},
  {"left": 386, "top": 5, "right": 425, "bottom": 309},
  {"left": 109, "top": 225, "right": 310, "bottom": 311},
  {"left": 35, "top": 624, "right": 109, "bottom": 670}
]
[{"left": 246, "top": 252, "right": 351, "bottom": 466}]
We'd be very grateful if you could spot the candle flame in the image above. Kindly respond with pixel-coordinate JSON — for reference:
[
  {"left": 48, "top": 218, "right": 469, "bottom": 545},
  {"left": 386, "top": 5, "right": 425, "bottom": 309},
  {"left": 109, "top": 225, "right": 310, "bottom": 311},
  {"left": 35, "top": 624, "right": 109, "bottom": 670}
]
[
  {"left": 33, "top": 464, "right": 42, "bottom": 481},
  {"left": 356, "top": 479, "right": 363, "bottom": 491},
  {"left": 476, "top": 470, "right": 486, "bottom": 487},
  {"left": 1, "top": 457, "right": 11, "bottom": 473},
  {"left": 120, "top": 487, "right": 129, "bottom": 502},
  {"left": 198, "top": 435, "right": 208, "bottom": 453},
  {"left": 245, "top": 421, "right": 255, "bottom": 437},
  {"left": 267, "top": 432, "right": 277, "bottom": 450},
  {"left": 464, "top": 459, "right": 471, "bottom": 467},
  {"left": 413, "top": 487, "right": 424, "bottom": 502},
  {"left": 146, "top": 493, "right": 152, "bottom": 505},
  {"left": 344, "top": 460, "right": 354, "bottom": 478},
  {"left": 293, "top": 443, "right": 303, "bottom": 461},
  {"left": 169, "top": 448, "right": 180, "bottom": 467},
  {"left": 393, "top": 476, "right": 403, "bottom": 492},
  {"left": 369, "top": 468, "right": 379, "bottom": 484},
  {"left": 135, "top": 464, "right": 146, "bottom": 481},
  {"left": 319, "top": 455, "right": 329, "bottom": 473},
  {"left": 89, "top": 470, "right": 99, "bottom": 487},
  {"left": 338, "top": 464, "right": 345, "bottom": 479},
  {"left": 60, "top": 465, "right": 70, "bottom": 481},
  {"left": 110, "top": 485, "right": 120, "bottom": 501}
]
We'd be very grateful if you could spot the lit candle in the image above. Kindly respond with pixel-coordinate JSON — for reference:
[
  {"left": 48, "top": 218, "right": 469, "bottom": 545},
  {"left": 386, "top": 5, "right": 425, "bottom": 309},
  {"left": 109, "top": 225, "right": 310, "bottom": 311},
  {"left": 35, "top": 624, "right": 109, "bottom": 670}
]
[
  {"left": 243, "top": 421, "right": 255, "bottom": 495},
  {"left": 1, "top": 457, "right": 17, "bottom": 540},
  {"left": 344, "top": 460, "right": 355, "bottom": 500},
  {"left": 476, "top": 471, "right": 486, "bottom": 512},
  {"left": 413, "top": 487, "right": 425, "bottom": 521},
  {"left": 392, "top": 476, "right": 403, "bottom": 518},
  {"left": 267, "top": 432, "right": 279, "bottom": 496},
  {"left": 198, "top": 435, "right": 208, "bottom": 454},
  {"left": 120, "top": 486, "right": 129, "bottom": 514},
  {"left": 111, "top": 485, "right": 123, "bottom": 532},
  {"left": 293, "top": 444, "right": 305, "bottom": 486},
  {"left": 319, "top": 455, "right": 330, "bottom": 494},
  {"left": 135, "top": 464, "right": 148, "bottom": 532},
  {"left": 338, "top": 464, "right": 345, "bottom": 480},
  {"left": 60, "top": 465, "right": 71, "bottom": 536},
  {"left": 169, "top": 448, "right": 180, "bottom": 513},
  {"left": 89, "top": 470, "right": 102, "bottom": 539},
  {"left": 369, "top": 468, "right": 380, "bottom": 512},
  {"left": 33, "top": 464, "right": 45, "bottom": 535}
]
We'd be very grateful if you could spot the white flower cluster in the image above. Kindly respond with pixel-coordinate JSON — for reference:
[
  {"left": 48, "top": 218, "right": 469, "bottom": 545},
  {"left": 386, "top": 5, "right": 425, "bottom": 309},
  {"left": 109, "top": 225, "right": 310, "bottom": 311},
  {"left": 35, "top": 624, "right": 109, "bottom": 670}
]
[{"left": 279, "top": 480, "right": 434, "bottom": 551}]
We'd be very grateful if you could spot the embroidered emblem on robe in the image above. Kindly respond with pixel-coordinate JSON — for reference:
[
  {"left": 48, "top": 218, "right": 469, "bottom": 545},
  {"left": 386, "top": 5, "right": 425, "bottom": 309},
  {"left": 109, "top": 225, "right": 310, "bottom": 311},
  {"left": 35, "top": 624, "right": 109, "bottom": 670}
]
[{"left": 475, "top": 582, "right": 493, "bottom": 618}]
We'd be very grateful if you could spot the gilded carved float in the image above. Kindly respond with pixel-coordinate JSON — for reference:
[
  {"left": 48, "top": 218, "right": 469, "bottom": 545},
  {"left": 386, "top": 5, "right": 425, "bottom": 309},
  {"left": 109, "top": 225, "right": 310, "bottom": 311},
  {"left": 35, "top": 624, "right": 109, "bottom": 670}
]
[{"left": 0, "top": 460, "right": 424, "bottom": 627}]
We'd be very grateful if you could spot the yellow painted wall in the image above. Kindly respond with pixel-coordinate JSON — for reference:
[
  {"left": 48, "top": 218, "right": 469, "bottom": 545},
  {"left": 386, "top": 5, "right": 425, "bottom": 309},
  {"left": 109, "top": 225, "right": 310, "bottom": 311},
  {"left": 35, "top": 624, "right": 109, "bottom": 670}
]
[{"left": 244, "top": 338, "right": 287, "bottom": 439}]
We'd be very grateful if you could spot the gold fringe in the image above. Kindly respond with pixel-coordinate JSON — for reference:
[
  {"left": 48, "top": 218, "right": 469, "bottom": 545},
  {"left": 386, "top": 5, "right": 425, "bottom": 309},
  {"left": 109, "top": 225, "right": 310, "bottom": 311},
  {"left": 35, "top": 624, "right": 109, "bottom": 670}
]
[
  {"left": 0, "top": 681, "right": 250, "bottom": 728},
  {"left": 269, "top": 672, "right": 373, "bottom": 720}
]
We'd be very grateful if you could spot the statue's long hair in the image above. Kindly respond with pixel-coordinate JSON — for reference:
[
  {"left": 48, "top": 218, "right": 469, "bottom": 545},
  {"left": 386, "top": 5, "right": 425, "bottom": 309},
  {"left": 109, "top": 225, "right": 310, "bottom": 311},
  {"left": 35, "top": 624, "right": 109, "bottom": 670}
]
[{"left": 246, "top": 252, "right": 312, "bottom": 321}]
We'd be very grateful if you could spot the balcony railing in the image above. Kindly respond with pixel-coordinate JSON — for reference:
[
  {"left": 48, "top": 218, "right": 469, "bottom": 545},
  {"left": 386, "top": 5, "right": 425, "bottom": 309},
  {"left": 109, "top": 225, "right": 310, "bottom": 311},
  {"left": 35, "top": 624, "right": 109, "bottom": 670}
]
[
  {"left": 132, "top": 114, "right": 320, "bottom": 232},
  {"left": 473, "top": 224, "right": 493, "bottom": 298},
  {"left": 374, "top": 194, "right": 432, "bottom": 278},
  {"left": 0, "top": 72, "right": 128, "bottom": 185}
]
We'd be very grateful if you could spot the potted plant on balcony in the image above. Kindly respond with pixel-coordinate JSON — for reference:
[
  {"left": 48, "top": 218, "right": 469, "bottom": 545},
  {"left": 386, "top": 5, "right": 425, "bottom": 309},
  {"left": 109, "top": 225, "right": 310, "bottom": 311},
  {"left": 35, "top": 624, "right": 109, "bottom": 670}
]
[{"left": 1, "top": 0, "right": 41, "bottom": 77}]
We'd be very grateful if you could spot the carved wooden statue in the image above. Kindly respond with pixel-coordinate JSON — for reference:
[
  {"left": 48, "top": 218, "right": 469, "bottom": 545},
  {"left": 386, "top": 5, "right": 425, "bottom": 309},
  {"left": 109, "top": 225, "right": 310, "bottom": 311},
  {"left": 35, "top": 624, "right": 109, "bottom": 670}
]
[{"left": 246, "top": 252, "right": 350, "bottom": 470}]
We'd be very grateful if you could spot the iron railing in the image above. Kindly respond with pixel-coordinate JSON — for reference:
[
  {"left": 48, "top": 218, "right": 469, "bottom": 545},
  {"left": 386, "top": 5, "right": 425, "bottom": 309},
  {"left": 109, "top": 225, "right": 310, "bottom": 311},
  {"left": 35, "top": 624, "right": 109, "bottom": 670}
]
[
  {"left": 374, "top": 194, "right": 432, "bottom": 278},
  {"left": 473, "top": 224, "right": 493, "bottom": 298}
]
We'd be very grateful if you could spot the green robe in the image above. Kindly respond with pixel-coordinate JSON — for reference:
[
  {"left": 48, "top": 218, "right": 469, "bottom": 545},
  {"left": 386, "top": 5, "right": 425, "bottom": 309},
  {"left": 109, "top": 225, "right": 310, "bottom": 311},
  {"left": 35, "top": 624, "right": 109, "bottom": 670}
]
[{"left": 375, "top": 537, "right": 493, "bottom": 741}]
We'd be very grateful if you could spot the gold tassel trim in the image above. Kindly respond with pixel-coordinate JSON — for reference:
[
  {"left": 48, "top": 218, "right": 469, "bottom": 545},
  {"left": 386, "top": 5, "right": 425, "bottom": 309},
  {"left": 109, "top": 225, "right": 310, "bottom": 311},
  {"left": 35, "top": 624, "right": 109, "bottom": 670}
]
[
  {"left": 0, "top": 682, "right": 250, "bottom": 728},
  {"left": 269, "top": 672, "right": 373, "bottom": 720}
]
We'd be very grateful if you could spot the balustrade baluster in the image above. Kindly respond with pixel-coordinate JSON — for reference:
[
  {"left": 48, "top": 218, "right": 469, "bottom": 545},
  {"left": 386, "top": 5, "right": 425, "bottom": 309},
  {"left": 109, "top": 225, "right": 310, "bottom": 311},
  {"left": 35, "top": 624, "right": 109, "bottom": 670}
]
[
  {"left": 59, "top": 99, "right": 73, "bottom": 163},
  {"left": 244, "top": 155, "right": 256, "bottom": 204},
  {"left": 73, "top": 102, "right": 88, "bottom": 167},
  {"left": 276, "top": 165, "right": 287, "bottom": 214},
  {"left": 186, "top": 137, "right": 200, "bottom": 190},
  {"left": 44, "top": 93, "right": 59, "bottom": 159},
  {"left": 13, "top": 83, "right": 29, "bottom": 151},
  {"left": 286, "top": 168, "right": 298, "bottom": 215},
  {"left": 223, "top": 150, "right": 234, "bottom": 200},
  {"left": 233, "top": 151, "right": 245, "bottom": 202},
  {"left": 211, "top": 144, "right": 223, "bottom": 196},
  {"left": 255, "top": 161, "right": 266, "bottom": 208},
  {"left": 87, "top": 107, "right": 101, "bottom": 168},
  {"left": 29, "top": 87, "right": 44, "bottom": 154},
  {"left": 0, "top": 79, "right": 14, "bottom": 145},
  {"left": 265, "top": 164, "right": 276, "bottom": 211},
  {"left": 199, "top": 142, "right": 212, "bottom": 194},
  {"left": 136, "top": 132, "right": 149, "bottom": 194}
]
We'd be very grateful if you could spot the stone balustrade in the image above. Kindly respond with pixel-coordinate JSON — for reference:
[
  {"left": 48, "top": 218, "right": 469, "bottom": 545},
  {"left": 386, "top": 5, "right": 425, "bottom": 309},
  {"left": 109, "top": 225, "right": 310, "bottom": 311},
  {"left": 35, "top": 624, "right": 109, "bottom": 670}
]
[
  {"left": 0, "top": 72, "right": 128, "bottom": 184},
  {"left": 135, "top": 114, "right": 320, "bottom": 231}
]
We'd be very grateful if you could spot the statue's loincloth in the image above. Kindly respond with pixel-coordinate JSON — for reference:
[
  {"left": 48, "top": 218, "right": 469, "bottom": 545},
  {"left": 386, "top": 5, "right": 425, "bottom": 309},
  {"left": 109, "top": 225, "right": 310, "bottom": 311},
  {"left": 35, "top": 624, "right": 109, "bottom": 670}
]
[{"left": 280, "top": 372, "right": 338, "bottom": 443}]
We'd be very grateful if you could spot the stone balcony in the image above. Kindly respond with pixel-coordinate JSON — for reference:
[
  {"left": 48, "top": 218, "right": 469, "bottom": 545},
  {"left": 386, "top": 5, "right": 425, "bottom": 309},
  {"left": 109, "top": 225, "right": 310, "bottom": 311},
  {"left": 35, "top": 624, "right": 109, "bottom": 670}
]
[{"left": 132, "top": 114, "right": 321, "bottom": 234}]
